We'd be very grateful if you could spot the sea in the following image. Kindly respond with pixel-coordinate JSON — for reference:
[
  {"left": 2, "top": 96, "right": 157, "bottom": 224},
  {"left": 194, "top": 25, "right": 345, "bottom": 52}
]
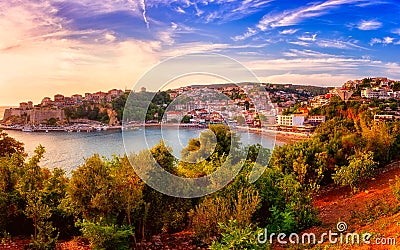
[{"left": 4, "top": 127, "right": 279, "bottom": 174}]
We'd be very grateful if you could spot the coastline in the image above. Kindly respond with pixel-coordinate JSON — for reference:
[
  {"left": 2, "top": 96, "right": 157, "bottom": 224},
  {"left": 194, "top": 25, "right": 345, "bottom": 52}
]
[{"left": 1, "top": 122, "right": 307, "bottom": 146}]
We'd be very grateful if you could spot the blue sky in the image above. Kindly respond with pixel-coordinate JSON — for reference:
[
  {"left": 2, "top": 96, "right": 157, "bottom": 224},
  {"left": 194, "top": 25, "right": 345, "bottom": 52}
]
[{"left": 0, "top": 0, "right": 400, "bottom": 105}]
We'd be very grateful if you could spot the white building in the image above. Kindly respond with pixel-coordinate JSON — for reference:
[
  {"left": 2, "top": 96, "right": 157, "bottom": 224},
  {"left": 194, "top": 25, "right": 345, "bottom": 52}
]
[
  {"left": 164, "top": 111, "right": 183, "bottom": 122},
  {"left": 361, "top": 88, "right": 388, "bottom": 99},
  {"left": 308, "top": 116, "right": 326, "bottom": 125},
  {"left": 276, "top": 114, "right": 305, "bottom": 127},
  {"left": 374, "top": 114, "right": 394, "bottom": 122}
]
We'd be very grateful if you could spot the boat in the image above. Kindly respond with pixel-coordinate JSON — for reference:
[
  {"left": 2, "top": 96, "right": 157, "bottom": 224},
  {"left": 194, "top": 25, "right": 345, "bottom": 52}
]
[{"left": 22, "top": 126, "right": 34, "bottom": 132}]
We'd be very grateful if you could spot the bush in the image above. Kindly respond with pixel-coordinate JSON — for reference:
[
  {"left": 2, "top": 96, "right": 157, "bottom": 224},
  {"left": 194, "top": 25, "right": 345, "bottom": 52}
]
[
  {"left": 191, "top": 187, "right": 260, "bottom": 241},
  {"left": 210, "top": 220, "right": 267, "bottom": 250},
  {"left": 76, "top": 220, "right": 134, "bottom": 250},
  {"left": 255, "top": 168, "right": 319, "bottom": 233},
  {"left": 333, "top": 151, "right": 377, "bottom": 193}
]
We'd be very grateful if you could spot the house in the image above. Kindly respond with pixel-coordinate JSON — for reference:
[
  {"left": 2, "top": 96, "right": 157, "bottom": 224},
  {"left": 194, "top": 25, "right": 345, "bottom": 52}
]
[
  {"left": 92, "top": 92, "right": 107, "bottom": 103},
  {"left": 72, "top": 94, "right": 83, "bottom": 103},
  {"left": 106, "top": 89, "right": 124, "bottom": 102},
  {"left": 54, "top": 94, "right": 65, "bottom": 102},
  {"left": 361, "top": 88, "right": 379, "bottom": 98},
  {"left": 165, "top": 111, "right": 183, "bottom": 122},
  {"left": 41, "top": 97, "right": 53, "bottom": 107}
]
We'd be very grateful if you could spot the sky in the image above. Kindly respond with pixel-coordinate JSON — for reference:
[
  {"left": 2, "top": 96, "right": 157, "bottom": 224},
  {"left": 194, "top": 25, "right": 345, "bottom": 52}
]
[{"left": 1, "top": 0, "right": 400, "bottom": 105}]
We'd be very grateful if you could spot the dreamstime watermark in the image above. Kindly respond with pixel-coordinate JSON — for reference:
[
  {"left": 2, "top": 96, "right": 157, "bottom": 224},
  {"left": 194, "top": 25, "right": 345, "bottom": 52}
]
[
  {"left": 257, "top": 221, "right": 396, "bottom": 246},
  {"left": 122, "top": 53, "right": 277, "bottom": 198}
]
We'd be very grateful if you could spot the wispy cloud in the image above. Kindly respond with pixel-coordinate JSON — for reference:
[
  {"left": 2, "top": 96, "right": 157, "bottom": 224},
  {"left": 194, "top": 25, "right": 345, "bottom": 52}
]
[
  {"left": 298, "top": 34, "right": 317, "bottom": 42},
  {"left": 289, "top": 41, "right": 311, "bottom": 46},
  {"left": 279, "top": 29, "right": 299, "bottom": 35},
  {"left": 317, "top": 38, "right": 368, "bottom": 50},
  {"left": 231, "top": 28, "right": 257, "bottom": 41},
  {"left": 175, "top": 6, "right": 186, "bottom": 14},
  {"left": 357, "top": 20, "right": 382, "bottom": 30},
  {"left": 139, "top": 0, "right": 150, "bottom": 30},
  {"left": 283, "top": 49, "right": 340, "bottom": 58},
  {"left": 202, "top": 0, "right": 275, "bottom": 23},
  {"left": 237, "top": 0, "right": 373, "bottom": 40},
  {"left": 391, "top": 28, "right": 400, "bottom": 35}
]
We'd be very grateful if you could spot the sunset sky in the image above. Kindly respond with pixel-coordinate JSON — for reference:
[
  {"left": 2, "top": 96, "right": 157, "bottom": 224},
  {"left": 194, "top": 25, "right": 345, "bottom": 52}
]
[{"left": 1, "top": 0, "right": 400, "bottom": 105}]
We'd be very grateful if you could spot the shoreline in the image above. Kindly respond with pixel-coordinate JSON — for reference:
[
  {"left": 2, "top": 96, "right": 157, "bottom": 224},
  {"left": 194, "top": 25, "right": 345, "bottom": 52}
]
[{"left": 1, "top": 123, "right": 308, "bottom": 145}]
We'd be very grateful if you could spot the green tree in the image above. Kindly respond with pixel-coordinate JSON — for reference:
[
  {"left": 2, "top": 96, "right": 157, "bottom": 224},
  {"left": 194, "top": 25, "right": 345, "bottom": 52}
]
[
  {"left": 0, "top": 130, "right": 24, "bottom": 157},
  {"left": 17, "top": 146, "right": 59, "bottom": 249},
  {"left": 48, "top": 118, "right": 57, "bottom": 126},
  {"left": 181, "top": 115, "right": 191, "bottom": 123},
  {"left": 68, "top": 155, "right": 116, "bottom": 220}
]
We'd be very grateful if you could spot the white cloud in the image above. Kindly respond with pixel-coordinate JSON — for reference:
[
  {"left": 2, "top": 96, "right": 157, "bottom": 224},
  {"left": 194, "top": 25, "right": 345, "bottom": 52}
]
[
  {"left": 175, "top": 6, "right": 186, "bottom": 13},
  {"left": 241, "top": 55, "right": 400, "bottom": 86},
  {"left": 289, "top": 41, "right": 310, "bottom": 46},
  {"left": 235, "top": 0, "right": 379, "bottom": 40},
  {"left": 279, "top": 29, "right": 299, "bottom": 35},
  {"left": 392, "top": 28, "right": 400, "bottom": 35},
  {"left": 298, "top": 34, "right": 317, "bottom": 42},
  {"left": 139, "top": 0, "right": 150, "bottom": 29},
  {"left": 370, "top": 38, "right": 382, "bottom": 46},
  {"left": 104, "top": 33, "right": 116, "bottom": 42},
  {"left": 370, "top": 37, "right": 395, "bottom": 46},
  {"left": 317, "top": 38, "right": 367, "bottom": 50},
  {"left": 231, "top": 28, "right": 257, "bottom": 41},
  {"left": 383, "top": 37, "right": 394, "bottom": 44},
  {"left": 357, "top": 20, "right": 382, "bottom": 30},
  {"left": 258, "top": 0, "right": 370, "bottom": 30},
  {"left": 283, "top": 49, "right": 340, "bottom": 58},
  {"left": 201, "top": 0, "right": 275, "bottom": 23}
]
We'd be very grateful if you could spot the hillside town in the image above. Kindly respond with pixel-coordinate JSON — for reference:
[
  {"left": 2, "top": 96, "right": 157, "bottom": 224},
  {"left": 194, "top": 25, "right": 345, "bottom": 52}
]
[{"left": 1, "top": 77, "right": 400, "bottom": 134}]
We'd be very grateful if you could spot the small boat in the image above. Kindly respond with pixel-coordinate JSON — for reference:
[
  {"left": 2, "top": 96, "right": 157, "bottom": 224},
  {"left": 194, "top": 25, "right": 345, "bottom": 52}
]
[
  {"left": 22, "top": 127, "right": 34, "bottom": 132},
  {"left": 45, "top": 129, "right": 49, "bottom": 133}
]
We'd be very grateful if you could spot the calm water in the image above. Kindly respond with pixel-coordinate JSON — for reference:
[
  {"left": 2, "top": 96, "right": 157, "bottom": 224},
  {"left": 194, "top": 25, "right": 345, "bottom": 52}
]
[{"left": 4, "top": 127, "right": 278, "bottom": 174}]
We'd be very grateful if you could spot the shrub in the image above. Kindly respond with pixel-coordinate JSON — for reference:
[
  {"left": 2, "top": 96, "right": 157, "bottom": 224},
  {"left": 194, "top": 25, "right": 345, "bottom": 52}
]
[
  {"left": 76, "top": 220, "right": 134, "bottom": 250},
  {"left": 332, "top": 151, "right": 377, "bottom": 193},
  {"left": 255, "top": 168, "right": 319, "bottom": 233},
  {"left": 210, "top": 220, "right": 267, "bottom": 250},
  {"left": 191, "top": 187, "right": 260, "bottom": 241}
]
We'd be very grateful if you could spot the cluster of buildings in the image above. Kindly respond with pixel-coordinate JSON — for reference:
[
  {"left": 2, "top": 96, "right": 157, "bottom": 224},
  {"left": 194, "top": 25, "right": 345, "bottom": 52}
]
[
  {"left": 163, "top": 84, "right": 277, "bottom": 127},
  {"left": 40, "top": 89, "right": 126, "bottom": 108},
  {"left": 163, "top": 84, "right": 327, "bottom": 133},
  {"left": 346, "top": 77, "right": 400, "bottom": 99},
  {"left": 2, "top": 89, "right": 129, "bottom": 126},
  {"left": 4, "top": 77, "right": 399, "bottom": 132},
  {"left": 361, "top": 88, "right": 400, "bottom": 99}
]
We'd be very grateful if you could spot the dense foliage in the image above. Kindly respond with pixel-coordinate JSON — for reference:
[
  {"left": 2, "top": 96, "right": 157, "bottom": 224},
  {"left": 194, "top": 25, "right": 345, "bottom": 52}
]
[
  {"left": 1, "top": 99, "right": 400, "bottom": 249},
  {"left": 64, "top": 104, "right": 110, "bottom": 124},
  {"left": 113, "top": 91, "right": 171, "bottom": 122}
]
